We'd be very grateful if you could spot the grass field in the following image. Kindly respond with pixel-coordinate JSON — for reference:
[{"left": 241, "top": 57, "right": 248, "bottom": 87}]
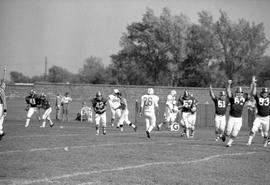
[{"left": 0, "top": 119, "right": 270, "bottom": 185}]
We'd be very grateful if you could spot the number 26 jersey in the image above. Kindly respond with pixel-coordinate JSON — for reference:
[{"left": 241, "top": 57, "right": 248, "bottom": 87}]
[{"left": 141, "top": 94, "right": 159, "bottom": 114}]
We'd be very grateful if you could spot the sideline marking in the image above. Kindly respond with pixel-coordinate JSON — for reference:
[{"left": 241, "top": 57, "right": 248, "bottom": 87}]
[{"left": 11, "top": 152, "right": 256, "bottom": 185}]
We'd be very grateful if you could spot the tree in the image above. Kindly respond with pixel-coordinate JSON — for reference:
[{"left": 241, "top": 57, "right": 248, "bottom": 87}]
[
  {"left": 10, "top": 71, "right": 31, "bottom": 83},
  {"left": 47, "top": 65, "right": 75, "bottom": 83},
  {"left": 215, "top": 10, "right": 269, "bottom": 84},
  {"left": 79, "top": 56, "right": 108, "bottom": 84}
]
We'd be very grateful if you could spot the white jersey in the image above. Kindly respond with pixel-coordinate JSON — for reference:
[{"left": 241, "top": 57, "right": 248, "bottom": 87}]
[
  {"left": 141, "top": 94, "right": 159, "bottom": 114},
  {"left": 166, "top": 94, "right": 176, "bottom": 110},
  {"left": 108, "top": 94, "right": 121, "bottom": 109}
]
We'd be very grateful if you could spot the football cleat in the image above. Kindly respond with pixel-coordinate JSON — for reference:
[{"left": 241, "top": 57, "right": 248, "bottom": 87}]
[
  {"left": 246, "top": 142, "right": 251, "bottom": 146},
  {"left": 221, "top": 135, "right": 226, "bottom": 142},
  {"left": 226, "top": 143, "right": 232, "bottom": 147},
  {"left": 133, "top": 126, "right": 137, "bottom": 132},
  {"left": 50, "top": 123, "right": 54, "bottom": 128},
  {"left": 0, "top": 132, "right": 5, "bottom": 141},
  {"left": 146, "top": 131, "right": 150, "bottom": 138}
]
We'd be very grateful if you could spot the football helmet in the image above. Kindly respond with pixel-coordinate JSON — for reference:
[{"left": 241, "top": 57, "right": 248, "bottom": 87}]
[
  {"left": 147, "top": 88, "right": 154, "bottom": 95},
  {"left": 183, "top": 91, "right": 189, "bottom": 98},
  {"left": 171, "top": 90, "right": 177, "bottom": 96},
  {"left": 261, "top": 87, "right": 268, "bottom": 98}
]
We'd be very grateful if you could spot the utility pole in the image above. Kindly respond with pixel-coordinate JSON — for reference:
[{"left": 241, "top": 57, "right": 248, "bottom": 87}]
[{"left": 45, "top": 56, "right": 48, "bottom": 81}]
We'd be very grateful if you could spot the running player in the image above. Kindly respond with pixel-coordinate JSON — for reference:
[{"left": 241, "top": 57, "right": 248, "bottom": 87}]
[
  {"left": 209, "top": 85, "right": 229, "bottom": 141},
  {"left": 139, "top": 88, "right": 159, "bottom": 138},
  {"left": 115, "top": 92, "right": 137, "bottom": 132},
  {"left": 223, "top": 80, "right": 250, "bottom": 147},
  {"left": 178, "top": 91, "right": 198, "bottom": 138},
  {"left": 108, "top": 89, "right": 121, "bottom": 127},
  {"left": 39, "top": 93, "right": 54, "bottom": 128},
  {"left": 25, "top": 89, "right": 41, "bottom": 127},
  {"left": 92, "top": 91, "right": 107, "bottom": 135},
  {"left": 157, "top": 90, "right": 177, "bottom": 130},
  {"left": 247, "top": 76, "right": 270, "bottom": 147}
]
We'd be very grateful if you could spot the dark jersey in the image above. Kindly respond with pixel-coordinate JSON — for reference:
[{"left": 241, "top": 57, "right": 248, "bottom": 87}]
[
  {"left": 40, "top": 98, "right": 51, "bottom": 110},
  {"left": 229, "top": 94, "right": 249, "bottom": 117},
  {"left": 212, "top": 97, "right": 229, "bottom": 116},
  {"left": 179, "top": 96, "right": 198, "bottom": 113},
  {"left": 25, "top": 94, "right": 40, "bottom": 107},
  {"left": 92, "top": 97, "right": 107, "bottom": 114},
  {"left": 254, "top": 94, "right": 270, "bottom": 117}
]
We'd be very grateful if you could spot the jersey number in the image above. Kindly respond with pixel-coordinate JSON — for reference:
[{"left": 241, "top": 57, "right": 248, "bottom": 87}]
[
  {"left": 144, "top": 97, "right": 153, "bottom": 106},
  {"left": 259, "top": 98, "right": 269, "bottom": 106},
  {"left": 29, "top": 98, "right": 36, "bottom": 105},
  {"left": 183, "top": 100, "right": 192, "bottom": 108},
  {"left": 234, "top": 97, "right": 245, "bottom": 105},
  {"left": 96, "top": 102, "right": 104, "bottom": 109},
  {"left": 217, "top": 100, "right": 226, "bottom": 108}
]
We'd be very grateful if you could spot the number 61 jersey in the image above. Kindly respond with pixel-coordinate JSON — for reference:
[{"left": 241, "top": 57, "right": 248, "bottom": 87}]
[
  {"left": 211, "top": 97, "right": 229, "bottom": 116},
  {"left": 141, "top": 94, "right": 159, "bottom": 114}
]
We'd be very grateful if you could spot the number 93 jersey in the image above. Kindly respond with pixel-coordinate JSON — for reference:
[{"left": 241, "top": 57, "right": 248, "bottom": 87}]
[
  {"left": 141, "top": 94, "right": 159, "bottom": 114},
  {"left": 254, "top": 94, "right": 270, "bottom": 117}
]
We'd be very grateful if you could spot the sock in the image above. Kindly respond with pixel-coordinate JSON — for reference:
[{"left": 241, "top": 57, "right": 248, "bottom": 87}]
[
  {"left": 129, "top": 122, "right": 136, "bottom": 128},
  {"left": 248, "top": 135, "right": 253, "bottom": 144},
  {"left": 227, "top": 138, "right": 234, "bottom": 145},
  {"left": 25, "top": 118, "right": 30, "bottom": 126}
]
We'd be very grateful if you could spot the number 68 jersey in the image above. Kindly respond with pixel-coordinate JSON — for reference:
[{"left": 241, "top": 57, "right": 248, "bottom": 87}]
[{"left": 141, "top": 94, "right": 159, "bottom": 114}]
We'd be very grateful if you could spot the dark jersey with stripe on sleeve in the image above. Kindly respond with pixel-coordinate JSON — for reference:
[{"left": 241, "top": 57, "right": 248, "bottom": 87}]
[
  {"left": 92, "top": 97, "right": 107, "bottom": 114},
  {"left": 254, "top": 94, "right": 270, "bottom": 117},
  {"left": 179, "top": 96, "right": 197, "bottom": 113},
  {"left": 212, "top": 97, "right": 229, "bottom": 116},
  {"left": 25, "top": 94, "right": 40, "bottom": 107},
  {"left": 41, "top": 98, "right": 51, "bottom": 110},
  {"left": 229, "top": 94, "right": 249, "bottom": 117}
]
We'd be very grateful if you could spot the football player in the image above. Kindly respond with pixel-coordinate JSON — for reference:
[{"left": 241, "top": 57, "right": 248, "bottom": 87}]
[
  {"left": 222, "top": 80, "right": 250, "bottom": 147},
  {"left": 92, "top": 91, "right": 107, "bottom": 135},
  {"left": 25, "top": 89, "right": 41, "bottom": 127},
  {"left": 247, "top": 76, "right": 270, "bottom": 147},
  {"left": 178, "top": 91, "right": 198, "bottom": 138},
  {"left": 0, "top": 81, "right": 7, "bottom": 140},
  {"left": 108, "top": 89, "right": 121, "bottom": 127},
  {"left": 115, "top": 92, "right": 137, "bottom": 132},
  {"left": 209, "top": 85, "right": 229, "bottom": 141},
  {"left": 139, "top": 88, "right": 159, "bottom": 138},
  {"left": 39, "top": 93, "right": 54, "bottom": 128},
  {"left": 157, "top": 90, "right": 178, "bottom": 130}
]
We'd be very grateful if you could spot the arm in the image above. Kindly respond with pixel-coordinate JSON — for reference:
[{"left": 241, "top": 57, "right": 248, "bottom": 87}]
[
  {"left": 209, "top": 85, "right": 215, "bottom": 100},
  {"left": 227, "top": 80, "right": 232, "bottom": 98},
  {"left": 250, "top": 76, "right": 256, "bottom": 97}
]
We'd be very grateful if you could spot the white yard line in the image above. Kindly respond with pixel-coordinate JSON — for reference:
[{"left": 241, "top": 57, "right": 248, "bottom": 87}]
[{"left": 11, "top": 151, "right": 256, "bottom": 185}]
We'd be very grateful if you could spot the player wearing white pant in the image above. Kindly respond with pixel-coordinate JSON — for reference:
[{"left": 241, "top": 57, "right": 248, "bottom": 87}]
[
  {"left": 0, "top": 82, "right": 7, "bottom": 140},
  {"left": 209, "top": 86, "right": 229, "bottom": 141},
  {"left": 115, "top": 93, "right": 137, "bottom": 132},
  {"left": 139, "top": 88, "right": 159, "bottom": 138},
  {"left": 247, "top": 77, "right": 270, "bottom": 147},
  {"left": 223, "top": 80, "right": 249, "bottom": 147},
  {"left": 108, "top": 89, "right": 121, "bottom": 127},
  {"left": 157, "top": 90, "right": 177, "bottom": 130},
  {"left": 39, "top": 93, "right": 54, "bottom": 128},
  {"left": 92, "top": 91, "right": 107, "bottom": 135},
  {"left": 25, "top": 90, "right": 41, "bottom": 127}
]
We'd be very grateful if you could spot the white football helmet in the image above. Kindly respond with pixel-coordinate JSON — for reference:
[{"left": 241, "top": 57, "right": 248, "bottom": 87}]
[
  {"left": 147, "top": 88, "right": 154, "bottom": 95},
  {"left": 171, "top": 90, "right": 176, "bottom": 96}
]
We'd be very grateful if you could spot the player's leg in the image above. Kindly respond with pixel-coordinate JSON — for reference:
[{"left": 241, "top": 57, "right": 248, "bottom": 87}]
[
  {"left": 247, "top": 117, "right": 261, "bottom": 145},
  {"left": 219, "top": 115, "right": 226, "bottom": 140},
  {"left": 0, "top": 105, "right": 5, "bottom": 139},
  {"left": 180, "top": 112, "right": 188, "bottom": 137},
  {"left": 25, "top": 108, "right": 35, "bottom": 127},
  {"left": 95, "top": 114, "right": 101, "bottom": 135},
  {"left": 189, "top": 113, "right": 196, "bottom": 138},
  {"left": 227, "top": 118, "right": 242, "bottom": 147},
  {"left": 261, "top": 116, "right": 269, "bottom": 147},
  {"left": 46, "top": 108, "right": 54, "bottom": 127},
  {"left": 124, "top": 110, "right": 137, "bottom": 132},
  {"left": 214, "top": 115, "right": 221, "bottom": 141},
  {"left": 40, "top": 109, "right": 47, "bottom": 128},
  {"left": 111, "top": 109, "right": 116, "bottom": 127},
  {"left": 144, "top": 113, "right": 151, "bottom": 138},
  {"left": 100, "top": 112, "right": 107, "bottom": 135}
]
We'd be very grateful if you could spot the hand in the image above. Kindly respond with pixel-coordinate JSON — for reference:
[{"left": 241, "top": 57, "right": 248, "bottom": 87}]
[
  {"left": 228, "top": 80, "right": 232, "bottom": 84},
  {"left": 3, "top": 112, "right": 7, "bottom": 118},
  {"left": 209, "top": 84, "right": 212, "bottom": 89},
  {"left": 252, "top": 76, "right": 257, "bottom": 83}
]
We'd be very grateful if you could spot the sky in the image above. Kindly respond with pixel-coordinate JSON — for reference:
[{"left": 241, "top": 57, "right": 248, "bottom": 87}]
[{"left": 0, "top": 0, "right": 270, "bottom": 78}]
